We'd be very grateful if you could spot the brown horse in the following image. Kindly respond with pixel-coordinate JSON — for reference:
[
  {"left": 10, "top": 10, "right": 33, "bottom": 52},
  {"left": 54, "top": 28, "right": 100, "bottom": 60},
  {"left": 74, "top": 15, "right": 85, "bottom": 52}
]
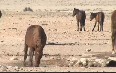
[
  {"left": 24, "top": 25, "right": 47, "bottom": 67},
  {"left": 90, "top": 12, "right": 105, "bottom": 31},
  {"left": 111, "top": 10, "right": 116, "bottom": 54},
  {"left": 72, "top": 8, "right": 86, "bottom": 31}
]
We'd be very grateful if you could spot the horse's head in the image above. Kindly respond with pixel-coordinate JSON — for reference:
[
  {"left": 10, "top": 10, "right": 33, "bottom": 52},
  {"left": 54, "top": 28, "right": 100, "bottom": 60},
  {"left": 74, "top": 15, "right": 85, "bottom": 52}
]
[
  {"left": 72, "top": 8, "right": 79, "bottom": 17},
  {"left": 90, "top": 12, "right": 96, "bottom": 21},
  {"left": 90, "top": 13, "right": 98, "bottom": 21}
]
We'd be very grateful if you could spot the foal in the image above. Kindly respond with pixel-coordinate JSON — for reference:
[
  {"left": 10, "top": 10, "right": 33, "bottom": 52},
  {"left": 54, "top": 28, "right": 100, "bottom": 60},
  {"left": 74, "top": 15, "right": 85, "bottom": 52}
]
[{"left": 90, "top": 12, "right": 105, "bottom": 31}]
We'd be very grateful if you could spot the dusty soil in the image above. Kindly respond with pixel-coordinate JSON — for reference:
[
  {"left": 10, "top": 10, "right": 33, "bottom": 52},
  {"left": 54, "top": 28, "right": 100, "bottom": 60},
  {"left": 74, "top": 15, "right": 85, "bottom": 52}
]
[{"left": 0, "top": 0, "right": 116, "bottom": 72}]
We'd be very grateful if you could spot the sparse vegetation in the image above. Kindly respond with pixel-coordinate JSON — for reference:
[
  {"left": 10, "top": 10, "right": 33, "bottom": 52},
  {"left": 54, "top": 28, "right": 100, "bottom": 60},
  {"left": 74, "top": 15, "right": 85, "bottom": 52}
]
[{"left": 23, "top": 7, "right": 33, "bottom": 12}]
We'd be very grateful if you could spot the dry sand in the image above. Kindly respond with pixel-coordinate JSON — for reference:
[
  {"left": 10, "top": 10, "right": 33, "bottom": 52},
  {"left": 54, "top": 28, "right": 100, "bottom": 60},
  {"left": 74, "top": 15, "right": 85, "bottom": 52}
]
[{"left": 0, "top": 0, "right": 116, "bottom": 72}]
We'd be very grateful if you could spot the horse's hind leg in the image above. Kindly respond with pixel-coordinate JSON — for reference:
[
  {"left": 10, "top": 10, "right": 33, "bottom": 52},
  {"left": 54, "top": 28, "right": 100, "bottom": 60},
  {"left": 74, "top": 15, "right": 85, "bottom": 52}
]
[
  {"left": 83, "top": 22, "right": 86, "bottom": 31},
  {"left": 98, "top": 22, "right": 100, "bottom": 31},
  {"left": 24, "top": 43, "right": 28, "bottom": 67},
  {"left": 80, "top": 23, "right": 82, "bottom": 31},
  {"left": 112, "top": 32, "right": 116, "bottom": 54},
  {"left": 101, "top": 22, "right": 104, "bottom": 31},
  {"left": 29, "top": 48, "right": 34, "bottom": 67},
  {"left": 84, "top": 26, "right": 85, "bottom": 31},
  {"left": 35, "top": 46, "right": 43, "bottom": 67},
  {"left": 100, "top": 22, "right": 103, "bottom": 31}
]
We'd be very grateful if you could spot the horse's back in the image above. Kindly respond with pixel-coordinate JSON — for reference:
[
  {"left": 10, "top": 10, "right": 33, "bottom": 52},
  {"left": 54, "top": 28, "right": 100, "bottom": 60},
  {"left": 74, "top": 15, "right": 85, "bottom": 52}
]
[{"left": 25, "top": 25, "right": 47, "bottom": 48}]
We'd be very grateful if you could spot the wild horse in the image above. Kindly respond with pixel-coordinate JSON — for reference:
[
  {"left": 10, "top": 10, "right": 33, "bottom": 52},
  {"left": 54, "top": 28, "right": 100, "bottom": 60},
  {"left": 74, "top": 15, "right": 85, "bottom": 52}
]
[
  {"left": 24, "top": 25, "right": 47, "bottom": 67},
  {"left": 72, "top": 8, "right": 86, "bottom": 31},
  {"left": 90, "top": 12, "right": 105, "bottom": 31}
]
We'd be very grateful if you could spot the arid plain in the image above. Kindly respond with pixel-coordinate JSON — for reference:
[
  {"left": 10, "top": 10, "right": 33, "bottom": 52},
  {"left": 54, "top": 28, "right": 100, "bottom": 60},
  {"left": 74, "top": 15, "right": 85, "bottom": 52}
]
[{"left": 0, "top": 0, "right": 116, "bottom": 72}]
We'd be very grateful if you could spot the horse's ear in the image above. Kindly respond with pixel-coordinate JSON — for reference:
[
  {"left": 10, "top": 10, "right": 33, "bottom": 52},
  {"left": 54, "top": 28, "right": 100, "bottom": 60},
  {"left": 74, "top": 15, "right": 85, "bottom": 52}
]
[{"left": 74, "top": 8, "right": 76, "bottom": 10}]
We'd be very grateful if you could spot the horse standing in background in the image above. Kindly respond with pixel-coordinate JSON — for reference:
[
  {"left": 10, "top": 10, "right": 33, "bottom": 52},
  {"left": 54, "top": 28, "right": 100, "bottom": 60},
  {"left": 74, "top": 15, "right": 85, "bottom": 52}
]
[
  {"left": 72, "top": 8, "right": 86, "bottom": 31},
  {"left": 90, "top": 12, "right": 105, "bottom": 31}
]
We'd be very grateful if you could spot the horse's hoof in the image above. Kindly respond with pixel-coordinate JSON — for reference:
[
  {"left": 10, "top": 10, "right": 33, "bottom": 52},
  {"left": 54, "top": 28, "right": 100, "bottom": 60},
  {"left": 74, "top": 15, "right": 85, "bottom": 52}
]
[{"left": 112, "top": 51, "right": 116, "bottom": 54}]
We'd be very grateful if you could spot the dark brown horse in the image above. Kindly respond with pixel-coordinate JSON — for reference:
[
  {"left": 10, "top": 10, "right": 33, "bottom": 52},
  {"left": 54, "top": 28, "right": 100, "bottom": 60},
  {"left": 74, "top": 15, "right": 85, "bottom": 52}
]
[
  {"left": 72, "top": 8, "right": 86, "bottom": 31},
  {"left": 90, "top": 12, "right": 105, "bottom": 31},
  {"left": 24, "top": 25, "right": 47, "bottom": 67},
  {"left": 111, "top": 10, "right": 116, "bottom": 54}
]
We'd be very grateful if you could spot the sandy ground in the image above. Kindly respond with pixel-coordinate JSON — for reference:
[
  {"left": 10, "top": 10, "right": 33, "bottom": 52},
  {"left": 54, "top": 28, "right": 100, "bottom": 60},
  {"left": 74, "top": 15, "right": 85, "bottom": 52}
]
[{"left": 0, "top": 0, "right": 116, "bottom": 72}]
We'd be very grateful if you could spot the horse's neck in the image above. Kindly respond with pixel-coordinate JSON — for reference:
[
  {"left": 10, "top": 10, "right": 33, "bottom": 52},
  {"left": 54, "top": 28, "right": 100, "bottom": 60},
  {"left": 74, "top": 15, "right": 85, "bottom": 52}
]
[
  {"left": 76, "top": 10, "right": 81, "bottom": 15},
  {"left": 94, "top": 13, "right": 98, "bottom": 18}
]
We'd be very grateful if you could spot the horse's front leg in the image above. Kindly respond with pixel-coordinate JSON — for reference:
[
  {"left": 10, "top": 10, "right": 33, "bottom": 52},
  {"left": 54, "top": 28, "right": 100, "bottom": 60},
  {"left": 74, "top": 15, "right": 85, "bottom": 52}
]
[
  {"left": 92, "top": 21, "right": 97, "bottom": 31},
  {"left": 80, "top": 22, "right": 83, "bottom": 31},
  {"left": 99, "top": 21, "right": 103, "bottom": 31},
  {"left": 77, "top": 20, "right": 79, "bottom": 31},
  {"left": 84, "top": 27, "right": 85, "bottom": 31}
]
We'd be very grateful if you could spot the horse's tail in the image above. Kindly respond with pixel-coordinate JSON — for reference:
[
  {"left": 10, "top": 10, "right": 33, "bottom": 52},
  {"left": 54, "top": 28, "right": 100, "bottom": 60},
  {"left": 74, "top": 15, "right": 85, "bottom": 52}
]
[
  {"left": 82, "top": 11, "right": 86, "bottom": 19},
  {"left": 102, "top": 12, "right": 105, "bottom": 22},
  {"left": 100, "top": 12, "right": 105, "bottom": 22},
  {"left": 83, "top": 11, "right": 86, "bottom": 26}
]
